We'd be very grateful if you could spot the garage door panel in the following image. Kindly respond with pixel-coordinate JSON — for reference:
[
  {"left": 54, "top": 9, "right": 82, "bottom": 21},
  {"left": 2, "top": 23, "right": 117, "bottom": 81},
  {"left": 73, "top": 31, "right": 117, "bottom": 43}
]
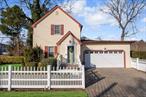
[{"left": 85, "top": 51, "right": 124, "bottom": 68}]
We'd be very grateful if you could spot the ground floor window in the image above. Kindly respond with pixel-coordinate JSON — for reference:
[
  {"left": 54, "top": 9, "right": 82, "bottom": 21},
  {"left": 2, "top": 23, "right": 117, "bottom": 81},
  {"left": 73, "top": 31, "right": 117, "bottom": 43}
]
[{"left": 48, "top": 47, "right": 54, "bottom": 57}]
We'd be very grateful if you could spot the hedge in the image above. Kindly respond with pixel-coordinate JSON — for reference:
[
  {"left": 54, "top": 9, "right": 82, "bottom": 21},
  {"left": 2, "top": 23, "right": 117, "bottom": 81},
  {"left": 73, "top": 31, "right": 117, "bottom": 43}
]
[
  {"left": 0, "top": 56, "right": 24, "bottom": 64},
  {"left": 0, "top": 56, "right": 56, "bottom": 67},
  {"left": 130, "top": 51, "right": 146, "bottom": 59}
]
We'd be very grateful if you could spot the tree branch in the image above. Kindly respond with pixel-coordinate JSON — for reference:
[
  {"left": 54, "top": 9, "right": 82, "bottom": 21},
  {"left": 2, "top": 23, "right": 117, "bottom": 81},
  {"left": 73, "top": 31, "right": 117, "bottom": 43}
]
[
  {"left": 20, "top": 0, "right": 32, "bottom": 9},
  {"left": 102, "top": 0, "right": 146, "bottom": 40}
]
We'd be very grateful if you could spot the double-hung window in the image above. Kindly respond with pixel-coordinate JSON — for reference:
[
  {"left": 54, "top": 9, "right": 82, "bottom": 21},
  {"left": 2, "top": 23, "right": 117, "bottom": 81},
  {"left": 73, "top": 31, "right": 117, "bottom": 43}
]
[
  {"left": 51, "top": 24, "right": 64, "bottom": 35},
  {"left": 54, "top": 25, "right": 61, "bottom": 34},
  {"left": 48, "top": 47, "right": 54, "bottom": 57}
]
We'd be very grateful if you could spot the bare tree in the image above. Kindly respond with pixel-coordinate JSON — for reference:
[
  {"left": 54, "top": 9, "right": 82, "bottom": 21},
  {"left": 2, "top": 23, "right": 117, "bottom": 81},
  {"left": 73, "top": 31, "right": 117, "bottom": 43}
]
[
  {"left": 60, "top": 0, "right": 81, "bottom": 14},
  {"left": 102, "top": 0, "right": 146, "bottom": 40},
  {"left": 0, "top": 0, "right": 9, "bottom": 11}
]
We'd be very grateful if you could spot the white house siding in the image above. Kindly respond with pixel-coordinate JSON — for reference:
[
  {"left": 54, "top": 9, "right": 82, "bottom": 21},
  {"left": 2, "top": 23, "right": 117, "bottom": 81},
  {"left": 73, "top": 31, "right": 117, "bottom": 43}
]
[
  {"left": 33, "top": 8, "right": 80, "bottom": 49},
  {"left": 58, "top": 35, "right": 81, "bottom": 65},
  {"left": 33, "top": 7, "right": 81, "bottom": 64}
]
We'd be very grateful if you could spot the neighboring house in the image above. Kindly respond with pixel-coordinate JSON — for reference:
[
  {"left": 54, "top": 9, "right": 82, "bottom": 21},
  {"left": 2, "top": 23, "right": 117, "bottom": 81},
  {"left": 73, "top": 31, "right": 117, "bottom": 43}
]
[
  {"left": 0, "top": 43, "right": 8, "bottom": 55},
  {"left": 131, "top": 40, "right": 146, "bottom": 52},
  {"left": 32, "top": 5, "right": 133, "bottom": 68}
]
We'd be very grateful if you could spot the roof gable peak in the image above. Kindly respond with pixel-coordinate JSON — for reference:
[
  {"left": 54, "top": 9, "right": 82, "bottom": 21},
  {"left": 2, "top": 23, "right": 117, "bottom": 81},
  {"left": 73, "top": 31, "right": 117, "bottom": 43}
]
[
  {"left": 31, "top": 5, "right": 82, "bottom": 30},
  {"left": 56, "top": 31, "right": 81, "bottom": 45}
]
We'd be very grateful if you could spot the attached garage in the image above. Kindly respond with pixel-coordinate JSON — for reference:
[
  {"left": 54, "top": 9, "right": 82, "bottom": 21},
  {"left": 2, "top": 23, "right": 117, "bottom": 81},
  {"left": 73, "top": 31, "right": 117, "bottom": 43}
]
[
  {"left": 84, "top": 50, "right": 125, "bottom": 68},
  {"left": 81, "top": 40, "right": 133, "bottom": 68}
]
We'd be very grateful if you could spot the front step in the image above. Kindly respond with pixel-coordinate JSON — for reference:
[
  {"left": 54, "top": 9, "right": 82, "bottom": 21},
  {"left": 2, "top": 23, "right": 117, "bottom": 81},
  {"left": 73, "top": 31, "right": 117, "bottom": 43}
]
[{"left": 59, "top": 64, "right": 79, "bottom": 68}]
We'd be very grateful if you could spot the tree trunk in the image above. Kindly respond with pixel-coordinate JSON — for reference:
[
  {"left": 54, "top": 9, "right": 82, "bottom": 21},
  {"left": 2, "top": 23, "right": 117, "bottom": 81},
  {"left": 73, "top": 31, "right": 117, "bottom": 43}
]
[
  {"left": 27, "top": 28, "right": 33, "bottom": 48},
  {"left": 121, "top": 29, "right": 125, "bottom": 41},
  {"left": 16, "top": 34, "right": 20, "bottom": 56}
]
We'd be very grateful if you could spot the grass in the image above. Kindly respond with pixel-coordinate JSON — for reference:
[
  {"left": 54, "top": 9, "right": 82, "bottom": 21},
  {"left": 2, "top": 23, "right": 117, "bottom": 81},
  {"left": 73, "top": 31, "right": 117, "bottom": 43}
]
[
  {"left": 0, "top": 91, "right": 87, "bottom": 97},
  {"left": 0, "top": 64, "right": 21, "bottom": 67}
]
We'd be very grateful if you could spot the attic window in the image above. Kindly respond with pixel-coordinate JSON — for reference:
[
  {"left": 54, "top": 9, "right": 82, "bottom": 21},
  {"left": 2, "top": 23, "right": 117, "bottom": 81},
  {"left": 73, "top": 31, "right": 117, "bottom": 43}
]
[{"left": 55, "top": 11, "right": 59, "bottom": 15}]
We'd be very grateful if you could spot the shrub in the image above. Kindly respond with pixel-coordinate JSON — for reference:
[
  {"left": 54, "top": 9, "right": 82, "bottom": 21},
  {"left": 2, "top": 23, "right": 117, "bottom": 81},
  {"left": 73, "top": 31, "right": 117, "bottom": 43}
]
[
  {"left": 38, "top": 58, "right": 50, "bottom": 67},
  {"left": 24, "top": 46, "right": 43, "bottom": 63},
  {"left": 24, "top": 48, "right": 32, "bottom": 62},
  {"left": 130, "top": 51, "right": 146, "bottom": 59},
  {"left": 49, "top": 57, "right": 57, "bottom": 66},
  {"left": 25, "top": 62, "right": 38, "bottom": 67},
  {"left": 38, "top": 57, "right": 57, "bottom": 67},
  {"left": 23, "top": 47, "right": 57, "bottom": 67},
  {"left": 0, "top": 55, "right": 24, "bottom": 64},
  {"left": 31, "top": 47, "right": 43, "bottom": 62}
]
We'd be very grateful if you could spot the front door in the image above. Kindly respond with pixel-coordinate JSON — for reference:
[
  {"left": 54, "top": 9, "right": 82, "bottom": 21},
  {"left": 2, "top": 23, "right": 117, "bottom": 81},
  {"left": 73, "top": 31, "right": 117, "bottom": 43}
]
[{"left": 67, "top": 46, "right": 74, "bottom": 64}]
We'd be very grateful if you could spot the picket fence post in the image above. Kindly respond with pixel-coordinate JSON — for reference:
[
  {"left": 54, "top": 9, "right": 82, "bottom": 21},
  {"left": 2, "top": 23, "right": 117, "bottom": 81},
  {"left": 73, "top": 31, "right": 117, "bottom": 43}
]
[
  {"left": 47, "top": 65, "right": 51, "bottom": 90},
  {"left": 82, "top": 65, "right": 85, "bottom": 89},
  {"left": 136, "top": 58, "right": 139, "bottom": 70},
  {"left": 8, "top": 65, "right": 12, "bottom": 91}
]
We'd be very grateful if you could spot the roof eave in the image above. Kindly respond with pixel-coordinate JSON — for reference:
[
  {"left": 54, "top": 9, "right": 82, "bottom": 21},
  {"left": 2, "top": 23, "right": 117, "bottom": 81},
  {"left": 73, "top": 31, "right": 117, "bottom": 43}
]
[{"left": 81, "top": 40, "right": 135, "bottom": 44}]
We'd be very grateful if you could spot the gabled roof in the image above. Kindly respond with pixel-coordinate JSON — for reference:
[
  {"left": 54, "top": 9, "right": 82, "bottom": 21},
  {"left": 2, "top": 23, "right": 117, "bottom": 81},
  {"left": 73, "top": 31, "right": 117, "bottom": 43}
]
[
  {"left": 31, "top": 5, "right": 83, "bottom": 30},
  {"left": 56, "top": 31, "right": 81, "bottom": 45}
]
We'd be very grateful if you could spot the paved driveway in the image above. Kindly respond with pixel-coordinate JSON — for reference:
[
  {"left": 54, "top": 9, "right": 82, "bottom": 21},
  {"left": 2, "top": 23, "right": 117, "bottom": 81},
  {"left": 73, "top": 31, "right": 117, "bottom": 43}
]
[{"left": 85, "top": 68, "right": 146, "bottom": 97}]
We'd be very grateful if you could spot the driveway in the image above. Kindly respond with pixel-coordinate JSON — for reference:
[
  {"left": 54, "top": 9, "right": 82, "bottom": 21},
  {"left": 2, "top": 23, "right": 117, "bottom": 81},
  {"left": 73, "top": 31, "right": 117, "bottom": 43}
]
[{"left": 85, "top": 68, "right": 146, "bottom": 97}]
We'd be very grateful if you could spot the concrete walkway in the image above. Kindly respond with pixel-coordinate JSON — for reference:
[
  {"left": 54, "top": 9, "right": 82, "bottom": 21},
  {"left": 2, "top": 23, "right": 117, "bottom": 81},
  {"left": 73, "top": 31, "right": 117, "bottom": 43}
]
[{"left": 85, "top": 68, "right": 146, "bottom": 97}]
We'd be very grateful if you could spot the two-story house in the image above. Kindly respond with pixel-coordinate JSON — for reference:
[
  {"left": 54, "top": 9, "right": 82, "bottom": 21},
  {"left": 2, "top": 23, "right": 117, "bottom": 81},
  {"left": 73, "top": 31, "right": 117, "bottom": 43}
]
[
  {"left": 32, "top": 5, "right": 133, "bottom": 68},
  {"left": 32, "top": 5, "right": 82, "bottom": 65}
]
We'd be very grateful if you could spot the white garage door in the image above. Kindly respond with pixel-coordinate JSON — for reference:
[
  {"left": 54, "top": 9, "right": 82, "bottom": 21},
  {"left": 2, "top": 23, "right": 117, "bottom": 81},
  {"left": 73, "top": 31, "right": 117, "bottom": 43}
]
[{"left": 85, "top": 50, "right": 124, "bottom": 68}]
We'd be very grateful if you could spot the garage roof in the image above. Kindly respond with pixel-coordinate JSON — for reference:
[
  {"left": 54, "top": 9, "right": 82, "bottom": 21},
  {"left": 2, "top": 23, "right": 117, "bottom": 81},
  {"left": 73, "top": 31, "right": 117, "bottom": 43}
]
[{"left": 82, "top": 40, "right": 135, "bottom": 44}]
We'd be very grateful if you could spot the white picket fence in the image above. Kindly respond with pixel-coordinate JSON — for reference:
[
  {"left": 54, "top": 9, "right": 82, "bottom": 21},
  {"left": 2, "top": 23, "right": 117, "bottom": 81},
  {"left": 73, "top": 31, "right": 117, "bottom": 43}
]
[
  {"left": 0, "top": 65, "right": 85, "bottom": 91},
  {"left": 131, "top": 58, "right": 146, "bottom": 72}
]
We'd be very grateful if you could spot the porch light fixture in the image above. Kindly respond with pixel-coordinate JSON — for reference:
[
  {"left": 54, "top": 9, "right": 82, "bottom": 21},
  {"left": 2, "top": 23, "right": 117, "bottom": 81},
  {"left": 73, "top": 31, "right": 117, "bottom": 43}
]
[{"left": 104, "top": 48, "right": 107, "bottom": 51}]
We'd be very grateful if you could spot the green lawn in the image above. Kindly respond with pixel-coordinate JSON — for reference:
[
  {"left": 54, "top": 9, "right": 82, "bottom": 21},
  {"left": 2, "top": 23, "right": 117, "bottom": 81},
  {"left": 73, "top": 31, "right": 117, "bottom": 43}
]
[
  {"left": 0, "top": 64, "right": 21, "bottom": 67},
  {"left": 0, "top": 91, "right": 87, "bottom": 97}
]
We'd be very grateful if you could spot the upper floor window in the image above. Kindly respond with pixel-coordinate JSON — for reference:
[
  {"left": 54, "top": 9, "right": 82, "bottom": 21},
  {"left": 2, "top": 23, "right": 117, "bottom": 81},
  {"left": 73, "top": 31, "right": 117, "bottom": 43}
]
[
  {"left": 54, "top": 25, "right": 61, "bottom": 34},
  {"left": 51, "top": 24, "right": 64, "bottom": 35}
]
